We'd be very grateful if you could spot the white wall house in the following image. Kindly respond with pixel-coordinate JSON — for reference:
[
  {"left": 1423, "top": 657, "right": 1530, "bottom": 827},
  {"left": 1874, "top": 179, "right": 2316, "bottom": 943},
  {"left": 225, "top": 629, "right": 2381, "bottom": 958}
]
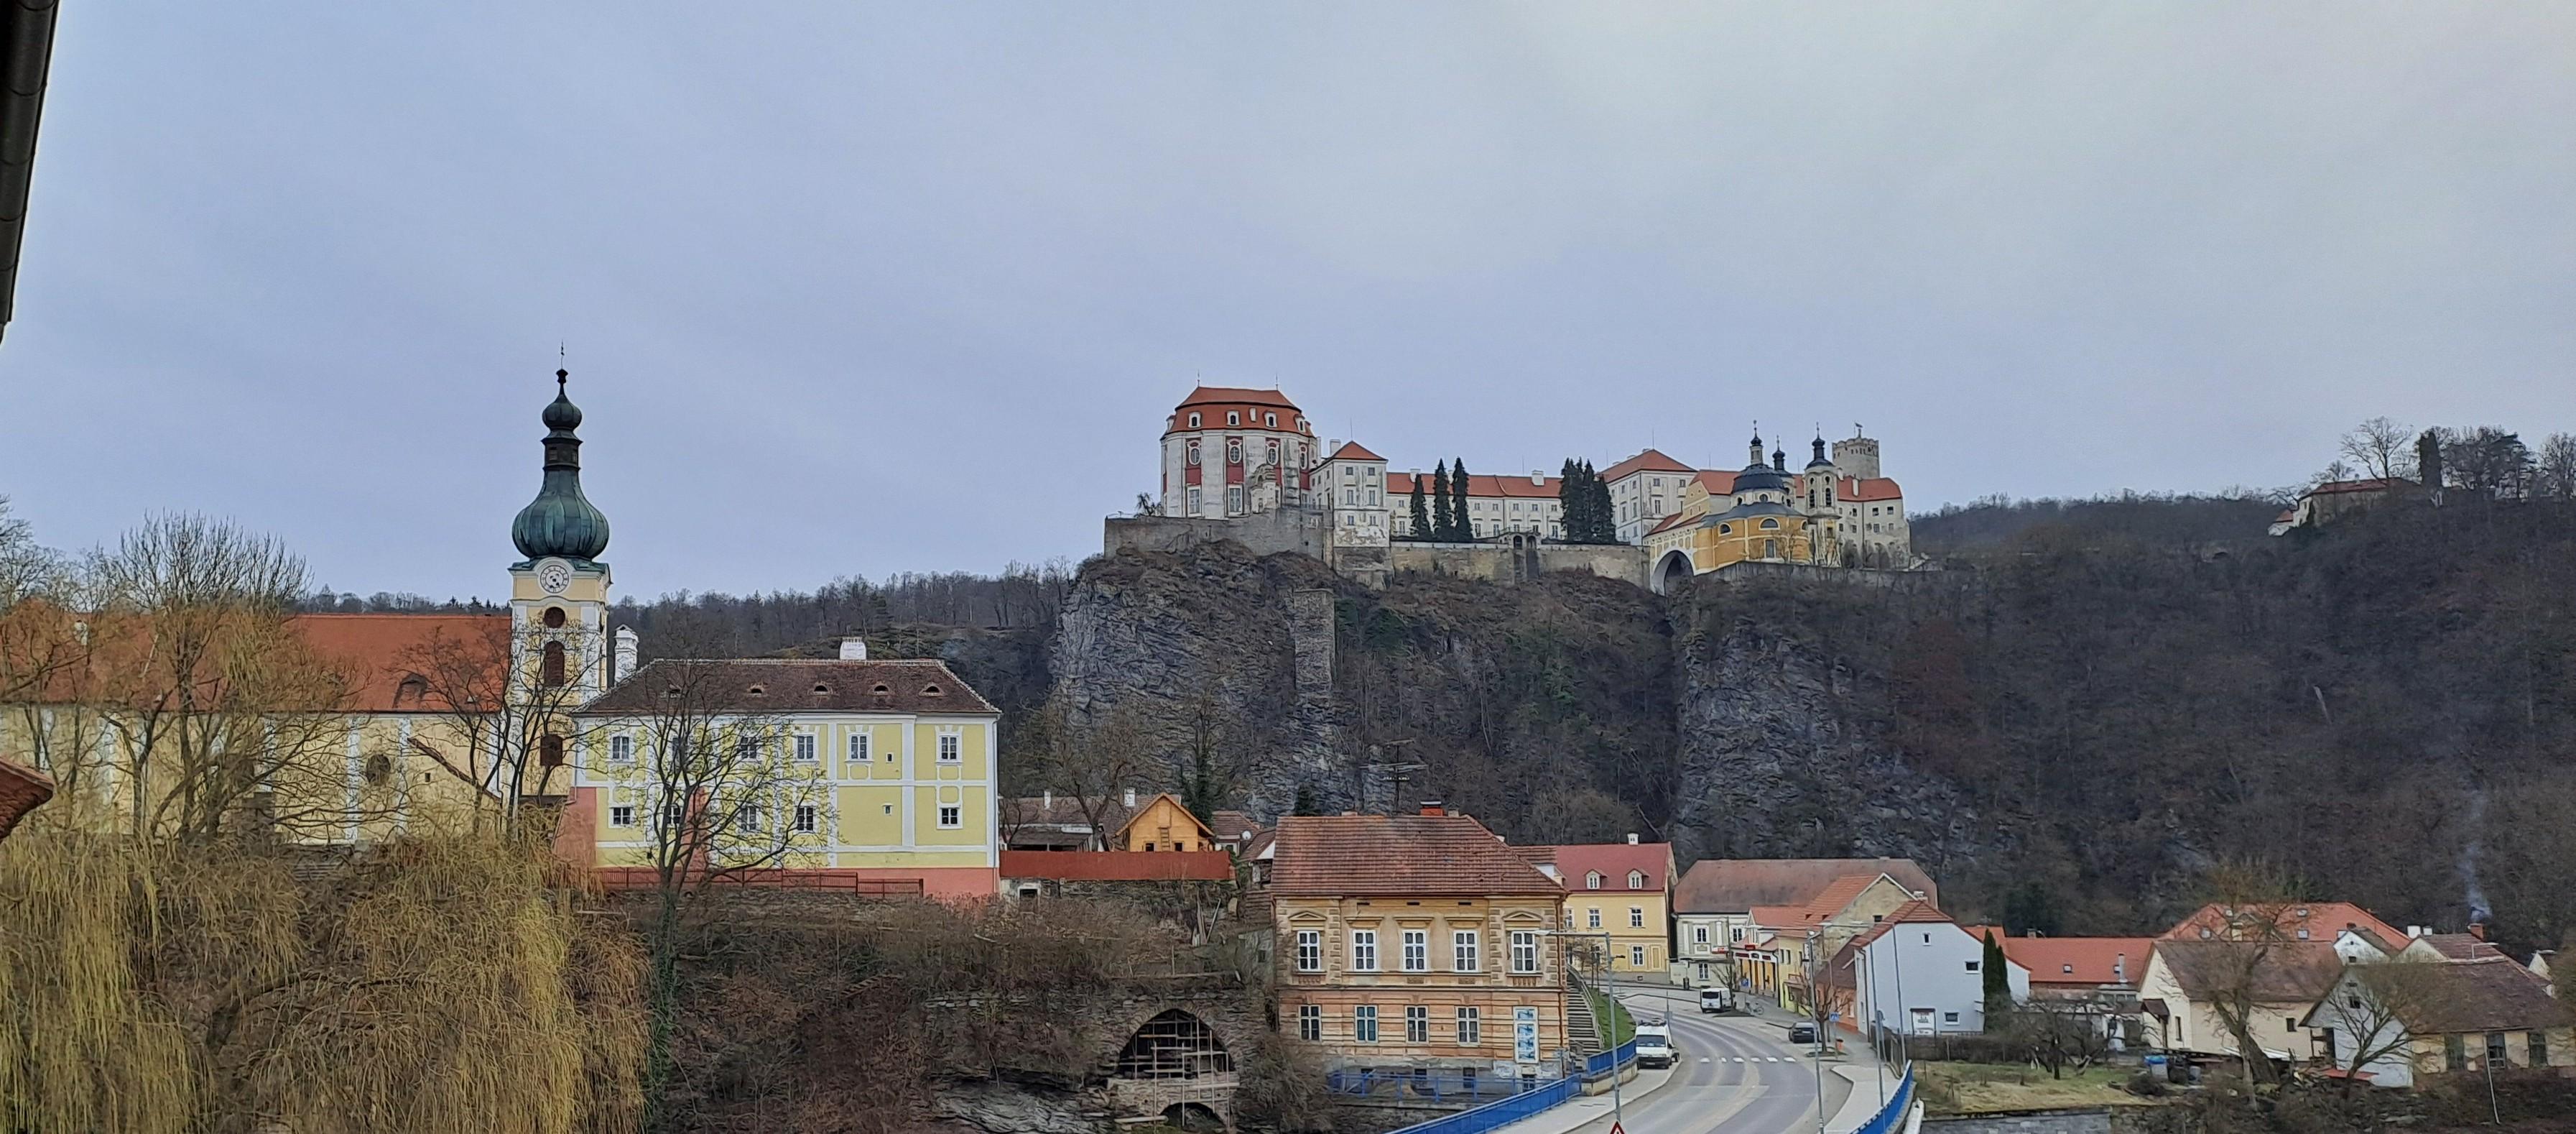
[{"left": 1838, "top": 903, "right": 2027, "bottom": 1037}]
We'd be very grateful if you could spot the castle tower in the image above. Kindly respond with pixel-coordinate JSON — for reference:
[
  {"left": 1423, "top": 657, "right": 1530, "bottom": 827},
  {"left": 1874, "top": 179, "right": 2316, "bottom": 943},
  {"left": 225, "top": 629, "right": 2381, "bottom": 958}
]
[
  {"left": 1803, "top": 434, "right": 1840, "bottom": 563},
  {"left": 508, "top": 369, "right": 615, "bottom": 699},
  {"left": 1833, "top": 429, "right": 1882, "bottom": 480}
]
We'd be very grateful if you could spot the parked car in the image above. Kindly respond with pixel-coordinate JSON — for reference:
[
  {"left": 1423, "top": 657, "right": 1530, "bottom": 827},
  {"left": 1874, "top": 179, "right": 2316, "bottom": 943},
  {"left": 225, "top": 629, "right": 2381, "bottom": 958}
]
[
  {"left": 1634, "top": 1023, "right": 1674, "bottom": 1069},
  {"left": 1699, "top": 988, "right": 1730, "bottom": 1013},
  {"left": 1787, "top": 1022, "right": 1817, "bottom": 1045}
]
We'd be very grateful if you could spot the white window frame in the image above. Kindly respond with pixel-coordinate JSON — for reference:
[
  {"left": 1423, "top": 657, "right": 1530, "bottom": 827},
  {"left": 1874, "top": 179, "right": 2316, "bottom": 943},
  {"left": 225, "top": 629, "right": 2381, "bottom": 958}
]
[
  {"left": 1295, "top": 930, "right": 1322, "bottom": 973},
  {"left": 1588, "top": 908, "right": 1601, "bottom": 929},
  {"left": 794, "top": 803, "right": 818, "bottom": 834},
  {"left": 1401, "top": 930, "right": 1428, "bottom": 972},
  {"left": 793, "top": 733, "right": 817, "bottom": 762},
  {"left": 937, "top": 732, "right": 963, "bottom": 762},
  {"left": 1510, "top": 931, "right": 1540, "bottom": 974},
  {"left": 937, "top": 803, "right": 963, "bottom": 829},
  {"left": 1453, "top": 930, "right": 1481, "bottom": 973},
  {"left": 1351, "top": 930, "right": 1379, "bottom": 972},
  {"left": 848, "top": 732, "right": 870, "bottom": 762},
  {"left": 1297, "top": 1004, "right": 1321, "bottom": 1041},
  {"left": 1405, "top": 1005, "right": 1429, "bottom": 1043},
  {"left": 1353, "top": 1005, "right": 1378, "bottom": 1043},
  {"left": 609, "top": 804, "right": 635, "bottom": 828},
  {"left": 609, "top": 734, "right": 633, "bottom": 764},
  {"left": 1586, "top": 871, "right": 1601, "bottom": 890},
  {"left": 1631, "top": 907, "right": 1645, "bottom": 929},
  {"left": 1457, "top": 1007, "right": 1481, "bottom": 1046},
  {"left": 1631, "top": 945, "right": 1646, "bottom": 967}
]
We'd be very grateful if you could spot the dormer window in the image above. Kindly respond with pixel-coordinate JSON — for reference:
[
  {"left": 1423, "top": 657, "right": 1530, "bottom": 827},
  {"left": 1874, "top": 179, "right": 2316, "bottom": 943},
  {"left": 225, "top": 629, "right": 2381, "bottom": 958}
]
[
  {"left": 1585, "top": 872, "right": 1602, "bottom": 890},
  {"left": 1628, "top": 870, "right": 1646, "bottom": 889},
  {"left": 922, "top": 683, "right": 943, "bottom": 696},
  {"left": 871, "top": 683, "right": 891, "bottom": 694},
  {"left": 1227, "top": 411, "right": 1240, "bottom": 426},
  {"left": 1264, "top": 412, "right": 1277, "bottom": 428},
  {"left": 812, "top": 683, "right": 830, "bottom": 693},
  {"left": 1188, "top": 412, "right": 1201, "bottom": 428},
  {"left": 746, "top": 685, "right": 765, "bottom": 696}
]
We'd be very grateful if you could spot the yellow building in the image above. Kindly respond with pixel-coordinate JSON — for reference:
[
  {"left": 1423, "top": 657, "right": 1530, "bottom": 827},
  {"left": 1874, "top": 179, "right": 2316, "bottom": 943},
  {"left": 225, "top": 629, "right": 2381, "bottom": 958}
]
[
  {"left": 1271, "top": 809, "right": 1572, "bottom": 1073},
  {"left": 1644, "top": 431, "right": 1907, "bottom": 593},
  {"left": 568, "top": 645, "right": 1001, "bottom": 898},
  {"left": 1545, "top": 841, "right": 1676, "bottom": 977},
  {"left": 1113, "top": 792, "right": 1218, "bottom": 852}
]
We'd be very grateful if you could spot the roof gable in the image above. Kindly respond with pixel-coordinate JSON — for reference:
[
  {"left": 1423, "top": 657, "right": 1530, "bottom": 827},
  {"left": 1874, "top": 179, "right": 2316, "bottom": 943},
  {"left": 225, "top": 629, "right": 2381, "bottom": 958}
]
[
  {"left": 1269, "top": 814, "right": 1563, "bottom": 898},
  {"left": 1600, "top": 449, "right": 1694, "bottom": 482}
]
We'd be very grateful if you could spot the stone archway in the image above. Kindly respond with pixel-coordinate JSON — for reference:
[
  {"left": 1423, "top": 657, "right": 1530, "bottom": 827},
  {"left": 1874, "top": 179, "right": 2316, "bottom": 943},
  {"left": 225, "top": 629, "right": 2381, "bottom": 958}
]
[
  {"left": 1103, "top": 1008, "right": 1238, "bottom": 1128},
  {"left": 1652, "top": 549, "right": 1695, "bottom": 596}
]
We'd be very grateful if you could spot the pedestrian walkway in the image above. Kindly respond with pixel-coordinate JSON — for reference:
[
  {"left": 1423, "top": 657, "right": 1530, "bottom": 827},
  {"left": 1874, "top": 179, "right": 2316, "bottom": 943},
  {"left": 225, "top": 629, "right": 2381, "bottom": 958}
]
[{"left": 1475, "top": 1064, "right": 1676, "bottom": 1134}]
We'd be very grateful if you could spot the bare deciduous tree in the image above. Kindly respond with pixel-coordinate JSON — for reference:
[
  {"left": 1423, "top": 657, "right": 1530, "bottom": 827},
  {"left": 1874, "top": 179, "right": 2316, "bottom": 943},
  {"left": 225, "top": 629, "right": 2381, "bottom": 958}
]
[
  {"left": 2313, "top": 961, "right": 2446, "bottom": 1092},
  {"left": 394, "top": 618, "right": 607, "bottom": 833},
  {"left": 2338, "top": 418, "right": 2417, "bottom": 483},
  {"left": 1029, "top": 693, "right": 1149, "bottom": 848}
]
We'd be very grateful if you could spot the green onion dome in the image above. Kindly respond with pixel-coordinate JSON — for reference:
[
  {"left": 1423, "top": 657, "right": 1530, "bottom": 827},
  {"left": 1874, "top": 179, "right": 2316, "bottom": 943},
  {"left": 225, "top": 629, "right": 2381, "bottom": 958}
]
[{"left": 510, "top": 369, "right": 611, "bottom": 563}]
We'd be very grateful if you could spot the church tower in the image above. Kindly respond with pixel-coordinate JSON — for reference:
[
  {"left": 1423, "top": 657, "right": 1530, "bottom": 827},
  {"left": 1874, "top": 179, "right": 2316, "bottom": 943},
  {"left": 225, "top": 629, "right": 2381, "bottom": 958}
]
[{"left": 508, "top": 369, "right": 616, "bottom": 699}]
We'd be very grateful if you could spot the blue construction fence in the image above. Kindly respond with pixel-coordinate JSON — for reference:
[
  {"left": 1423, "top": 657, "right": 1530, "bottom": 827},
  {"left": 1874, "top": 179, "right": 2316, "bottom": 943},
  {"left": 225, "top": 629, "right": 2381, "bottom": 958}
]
[
  {"left": 1376, "top": 1038, "right": 1639, "bottom": 1134},
  {"left": 1325, "top": 1067, "right": 1547, "bottom": 1105},
  {"left": 1847, "top": 1064, "right": 1917, "bottom": 1134}
]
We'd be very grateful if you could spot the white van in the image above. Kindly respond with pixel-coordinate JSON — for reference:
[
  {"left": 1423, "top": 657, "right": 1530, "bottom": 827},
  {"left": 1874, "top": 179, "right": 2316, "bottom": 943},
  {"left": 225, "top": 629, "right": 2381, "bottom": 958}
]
[
  {"left": 1634, "top": 1023, "right": 1675, "bottom": 1069},
  {"left": 1698, "top": 988, "right": 1730, "bottom": 1013}
]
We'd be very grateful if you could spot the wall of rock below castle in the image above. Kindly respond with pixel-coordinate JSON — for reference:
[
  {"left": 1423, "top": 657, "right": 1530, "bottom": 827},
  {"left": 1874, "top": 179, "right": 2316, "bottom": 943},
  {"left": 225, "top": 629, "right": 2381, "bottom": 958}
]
[{"left": 1386, "top": 541, "right": 1646, "bottom": 587}]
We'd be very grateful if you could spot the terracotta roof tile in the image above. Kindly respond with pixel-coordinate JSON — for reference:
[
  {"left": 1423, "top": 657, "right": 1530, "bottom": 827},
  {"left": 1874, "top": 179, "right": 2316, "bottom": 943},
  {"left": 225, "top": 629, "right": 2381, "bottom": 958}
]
[
  {"left": 1796, "top": 873, "right": 1886, "bottom": 922},
  {"left": 291, "top": 614, "right": 511, "bottom": 712},
  {"left": 2152, "top": 939, "right": 2344, "bottom": 1002},
  {"left": 580, "top": 658, "right": 996, "bottom": 715},
  {"left": 1386, "top": 471, "right": 1562, "bottom": 499},
  {"left": 1845, "top": 899, "right": 1954, "bottom": 950},
  {"left": 1674, "top": 858, "right": 1937, "bottom": 914},
  {"left": 1693, "top": 470, "right": 1739, "bottom": 495},
  {"left": 1600, "top": 449, "right": 1695, "bottom": 482},
  {"left": 1998, "top": 936, "right": 2156, "bottom": 986},
  {"left": 1325, "top": 441, "right": 1384, "bottom": 462},
  {"left": 2162, "top": 902, "right": 2407, "bottom": 948},
  {"left": 1270, "top": 814, "right": 1563, "bottom": 898},
  {"left": 1839, "top": 476, "right": 1902, "bottom": 502},
  {"left": 1554, "top": 842, "right": 1673, "bottom": 892},
  {"left": 2413, "top": 933, "right": 2510, "bottom": 962}
]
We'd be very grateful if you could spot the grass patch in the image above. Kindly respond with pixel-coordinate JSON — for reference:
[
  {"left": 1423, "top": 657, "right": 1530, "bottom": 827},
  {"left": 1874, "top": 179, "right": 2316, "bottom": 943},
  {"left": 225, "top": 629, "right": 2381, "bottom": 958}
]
[
  {"left": 1590, "top": 990, "right": 1636, "bottom": 1046},
  {"left": 1913, "top": 1061, "right": 2155, "bottom": 1115}
]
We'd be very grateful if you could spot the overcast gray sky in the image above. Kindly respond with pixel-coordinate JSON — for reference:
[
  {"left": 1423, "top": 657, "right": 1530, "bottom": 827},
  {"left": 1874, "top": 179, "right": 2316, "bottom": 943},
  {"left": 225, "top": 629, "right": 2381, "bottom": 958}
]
[{"left": 4, "top": 4, "right": 2571, "bottom": 601}]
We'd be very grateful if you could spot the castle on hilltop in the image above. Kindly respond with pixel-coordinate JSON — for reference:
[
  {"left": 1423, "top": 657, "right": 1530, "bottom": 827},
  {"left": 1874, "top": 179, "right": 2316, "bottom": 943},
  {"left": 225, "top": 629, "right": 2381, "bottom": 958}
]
[{"left": 1111, "top": 385, "right": 1914, "bottom": 591}]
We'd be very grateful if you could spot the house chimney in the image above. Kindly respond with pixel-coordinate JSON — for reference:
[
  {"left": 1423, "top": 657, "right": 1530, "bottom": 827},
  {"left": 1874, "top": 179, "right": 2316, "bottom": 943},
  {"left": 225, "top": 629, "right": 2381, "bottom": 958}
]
[
  {"left": 1626, "top": 832, "right": 1639, "bottom": 845},
  {"left": 612, "top": 627, "right": 639, "bottom": 683},
  {"left": 1419, "top": 801, "right": 1444, "bottom": 817},
  {"left": 1532, "top": 470, "right": 1545, "bottom": 485},
  {"left": 2469, "top": 922, "right": 2488, "bottom": 941},
  {"left": 2114, "top": 954, "right": 2127, "bottom": 983},
  {"left": 1042, "top": 789, "right": 1052, "bottom": 808},
  {"left": 1123, "top": 788, "right": 1137, "bottom": 808},
  {"left": 839, "top": 636, "right": 868, "bottom": 660}
]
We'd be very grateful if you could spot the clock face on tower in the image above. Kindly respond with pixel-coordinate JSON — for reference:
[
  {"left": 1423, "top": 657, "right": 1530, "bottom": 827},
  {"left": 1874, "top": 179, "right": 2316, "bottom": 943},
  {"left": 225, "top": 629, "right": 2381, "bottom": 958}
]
[{"left": 537, "top": 559, "right": 573, "bottom": 596}]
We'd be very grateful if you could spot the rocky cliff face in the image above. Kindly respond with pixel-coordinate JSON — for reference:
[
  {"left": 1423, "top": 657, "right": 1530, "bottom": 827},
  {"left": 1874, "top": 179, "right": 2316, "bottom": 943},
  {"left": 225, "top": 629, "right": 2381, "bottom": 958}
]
[
  {"left": 1049, "top": 543, "right": 1352, "bottom": 816},
  {"left": 1669, "top": 600, "right": 1995, "bottom": 872}
]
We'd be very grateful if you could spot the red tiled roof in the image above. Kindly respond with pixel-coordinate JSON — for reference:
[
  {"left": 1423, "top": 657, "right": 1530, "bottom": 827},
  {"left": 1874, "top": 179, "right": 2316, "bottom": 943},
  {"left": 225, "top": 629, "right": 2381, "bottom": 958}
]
[
  {"left": 1167, "top": 387, "right": 1311, "bottom": 435},
  {"left": 1600, "top": 449, "right": 1694, "bottom": 482},
  {"left": 1693, "top": 471, "right": 1739, "bottom": 495},
  {"left": 1644, "top": 512, "right": 1693, "bottom": 537},
  {"left": 1797, "top": 873, "right": 1888, "bottom": 923},
  {"left": 1269, "top": 814, "right": 1564, "bottom": 898},
  {"left": 1209, "top": 810, "right": 1263, "bottom": 842},
  {"left": 1386, "top": 471, "right": 1562, "bottom": 499},
  {"left": 1325, "top": 441, "right": 1384, "bottom": 462},
  {"left": 1998, "top": 936, "right": 2156, "bottom": 986},
  {"left": 1748, "top": 904, "right": 1809, "bottom": 931},
  {"left": 1846, "top": 899, "right": 1955, "bottom": 950},
  {"left": 1839, "top": 476, "right": 1902, "bottom": 502},
  {"left": 2162, "top": 902, "right": 2407, "bottom": 948},
  {"left": 2412, "top": 933, "right": 2511, "bottom": 962},
  {"left": 291, "top": 614, "right": 510, "bottom": 712},
  {"left": 1554, "top": 842, "right": 1674, "bottom": 892},
  {"left": 0, "top": 758, "right": 54, "bottom": 841},
  {"left": 1675, "top": 858, "right": 1937, "bottom": 915}
]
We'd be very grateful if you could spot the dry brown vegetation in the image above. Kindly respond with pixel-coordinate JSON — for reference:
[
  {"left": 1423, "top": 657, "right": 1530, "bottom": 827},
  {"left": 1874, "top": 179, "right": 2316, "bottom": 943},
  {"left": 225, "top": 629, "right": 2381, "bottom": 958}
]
[{"left": 0, "top": 831, "right": 645, "bottom": 1134}]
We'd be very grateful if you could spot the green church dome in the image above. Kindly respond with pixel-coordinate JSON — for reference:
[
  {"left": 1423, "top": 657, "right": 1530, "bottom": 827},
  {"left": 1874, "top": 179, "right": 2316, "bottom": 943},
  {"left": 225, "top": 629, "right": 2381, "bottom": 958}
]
[{"left": 511, "top": 369, "right": 611, "bottom": 564}]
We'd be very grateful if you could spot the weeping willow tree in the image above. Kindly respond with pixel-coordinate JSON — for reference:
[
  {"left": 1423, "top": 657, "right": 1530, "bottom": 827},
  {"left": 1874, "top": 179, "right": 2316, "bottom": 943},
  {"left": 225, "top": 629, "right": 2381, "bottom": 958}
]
[{"left": 0, "top": 833, "right": 646, "bottom": 1134}]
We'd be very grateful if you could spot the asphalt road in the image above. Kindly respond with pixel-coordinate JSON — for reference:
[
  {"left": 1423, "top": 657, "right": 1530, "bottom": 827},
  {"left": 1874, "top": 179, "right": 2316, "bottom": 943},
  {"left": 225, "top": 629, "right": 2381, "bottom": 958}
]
[{"left": 1595, "top": 985, "right": 1877, "bottom": 1134}]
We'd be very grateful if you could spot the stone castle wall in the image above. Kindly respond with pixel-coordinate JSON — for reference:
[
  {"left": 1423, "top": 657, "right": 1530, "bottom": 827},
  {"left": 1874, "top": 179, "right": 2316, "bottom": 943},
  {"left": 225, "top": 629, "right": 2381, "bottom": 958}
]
[{"left": 1104, "top": 510, "right": 1325, "bottom": 560}]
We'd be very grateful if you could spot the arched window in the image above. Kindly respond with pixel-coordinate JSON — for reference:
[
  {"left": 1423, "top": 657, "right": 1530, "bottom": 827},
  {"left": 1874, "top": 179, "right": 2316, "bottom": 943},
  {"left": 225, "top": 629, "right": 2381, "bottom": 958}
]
[
  {"left": 1585, "top": 871, "right": 1603, "bottom": 890},
  {"left": 1226, "top": 441, "right": 1242, "bottom": 465},
  {"left": 1764, "top": 539, "right": 1779, "bottom": 559},
  {"left": 541, "top": 641, "right": 567, "bottom": 686},
  {"left": 1186, "top": 441, "right": 1200, "bottom": 466},
  {"left": 1628, "top": 870, "right": 1646, "bottom": 889},
  {"left": 1759, "top": 518, "right": 1781, "bottom": 530}
]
